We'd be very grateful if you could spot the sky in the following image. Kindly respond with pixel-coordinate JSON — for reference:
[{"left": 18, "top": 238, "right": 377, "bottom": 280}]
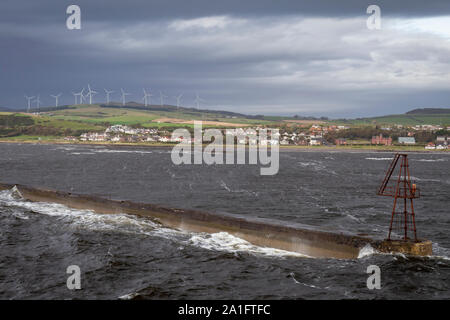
[{"left": 1, "top": 0, "right": 450, "bottom": 118}]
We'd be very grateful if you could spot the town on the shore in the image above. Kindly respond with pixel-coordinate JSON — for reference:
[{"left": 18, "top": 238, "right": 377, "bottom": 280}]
[{"left": 69, "top": 123, "right": 449, "bottom": 149}]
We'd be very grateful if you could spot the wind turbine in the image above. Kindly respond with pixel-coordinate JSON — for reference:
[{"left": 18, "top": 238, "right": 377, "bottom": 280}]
[
  {"left": 159, "top": 91, "right": 168, "bottom": 106},
  {"left": 72, "top": 92, "right": 78, "bottom": 105},
  {"left": 50, "top": 93, "right": 62, "bottom": 107},
  {"left": 175, "top": 93, "right": 183, "bottom": 109},
  {"left": 24, "top": 95, "right": 34, "bottom": 113},
  {"left": 142, "top": 89, "right": 152, "bottom": 107},
  {"left": 34, "top": 95, "right": 41, "bottom": 112},
  {"left": 194, "top": 92, "right": 205, "bottom": 109},
  {"left": 104, "top": 89, "right": 114, "bottom": 104},
  {"left": 81, "top": 89, "right": 89, "bottom": 104},
  {"left": 86, "top": 84, "right": 97, "bottom": 105},
  {"left": 74, "top": 88, "right": 85, "bottom": 104},
  {"left": 120, "top": 88, "right": 131, "bottom": 106}
]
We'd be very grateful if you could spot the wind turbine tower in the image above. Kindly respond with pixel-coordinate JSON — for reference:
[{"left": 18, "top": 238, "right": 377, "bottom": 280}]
[
  {"left": 120, "top": 88, "right": 131, "bottom": 106},
  {"left": 50, "top": 93, "right": 62, "bottom": 107},
  {"left": 142, "top": 89, "right": 152, "bottom": 107},
  {"left": 73, "top": 88, "right": 84, "bottom": 105},
  {"left": 159, "top": 91, "right": 168, "bottom": 106},
  {"left": 194, "top": 93, "right": 205, "bottom": 109},
  {"left": 86, "top": 84, "right": 97, "bottom": 105},
  {"left": 34, "top": 95, "right": 41, "bottom": 112},
  {"left": 104, "top": 89, "right": 114, "bottom": 104},
  {"left": 72, "top": 92, "right": 78, "bottom": 105},
  {"left": 175, "top": 93, "right": 183, "bottom": 109},
  {"left": 24, "top": 95, "right": 34, "bottom": 113}
]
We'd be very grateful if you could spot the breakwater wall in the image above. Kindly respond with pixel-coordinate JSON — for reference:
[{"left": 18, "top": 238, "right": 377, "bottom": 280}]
[{"left": 0, "top": 183, "right": 431, "bottom": 258}]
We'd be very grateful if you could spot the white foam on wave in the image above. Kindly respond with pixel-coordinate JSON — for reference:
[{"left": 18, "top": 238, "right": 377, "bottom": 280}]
[
  {"left": 298, "top": 161, "right": 324, "bottom": 168},
  {"left": 0, "top": 189, "right": 306, "bottom": 259},
  {"left": 429, "top": 243, "right": 450, "bottom": 261},
  {"left": 219, "top": 180, "right": 259, "bottom": 197},
  {"left": 188, "top": 232, "right": 311, "bottom": 258},
  {"left": 297, "top": 160, "right": 335, "bottom": 174},
  {"left": 91, "top": 149, "right": 153, "bottom": 154},
  {"left": 415, "top": 158, "right": 447, "bottom": 162},
  {"left": 0, "top": 189, "right": 180, "bottom": 240},
  {"left": 357, "top": 244, "right": 377, "bottom": 258},
  {"left": 409, "top": 176, "right": 441, "bottom": 183},
  {"left": 220, "top": 180, "right": 231, "bottom": 192},
  {"left": 118, "top": 292, "right": 141, "bottom": 300},
  {"left": 288, "top": 272, "right": 325, "bottom": 289},
  {"left": 357, "top": 242, "right": 450, "bottom": 261},
  {"left": 365, "top": 157, "right": 393, "bottom": 161}
]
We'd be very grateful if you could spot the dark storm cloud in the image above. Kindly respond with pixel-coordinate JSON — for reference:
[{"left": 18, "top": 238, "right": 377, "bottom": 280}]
[
  {"left": 1, "top": 1, "right": 450, "bottom": 116},
  {"left": 2, "top": 0, "right": 450, "bottom": 24}
]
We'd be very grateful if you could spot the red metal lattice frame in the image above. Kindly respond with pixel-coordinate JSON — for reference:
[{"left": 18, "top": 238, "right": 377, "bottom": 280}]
[{"left": 377, "top": 153, "right": 419, "bottom": 241}]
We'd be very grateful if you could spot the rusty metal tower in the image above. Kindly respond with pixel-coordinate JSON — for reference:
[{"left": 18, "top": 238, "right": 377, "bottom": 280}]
[{"left": 377, "top": 153, "right": 420, "bottom": 242}]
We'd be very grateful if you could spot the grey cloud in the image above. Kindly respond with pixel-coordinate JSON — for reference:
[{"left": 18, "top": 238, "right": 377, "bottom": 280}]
[
  {"left": 1, "top": 1, "right": 450, "bottom": 117},
  {"left": 2, "top": 0, "right": 450, "bottom": 25}
]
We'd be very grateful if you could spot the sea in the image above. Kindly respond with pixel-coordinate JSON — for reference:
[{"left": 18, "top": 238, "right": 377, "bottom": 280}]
[{"left": 0, "top": 143, "right": 449, "bottom": 299}]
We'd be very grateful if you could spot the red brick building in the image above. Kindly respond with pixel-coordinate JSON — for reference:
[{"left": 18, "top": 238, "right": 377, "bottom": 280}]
[
  {"left": 335, "top": 138, "right": 347, "bottom": 145},
  {"left": 371, "top": 134, "right": 392, "bottom": 146}
]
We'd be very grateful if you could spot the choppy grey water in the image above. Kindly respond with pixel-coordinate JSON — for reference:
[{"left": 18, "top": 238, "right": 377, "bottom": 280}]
[{"left": 0, "top": 143, "right": 449, "bottom": 299}]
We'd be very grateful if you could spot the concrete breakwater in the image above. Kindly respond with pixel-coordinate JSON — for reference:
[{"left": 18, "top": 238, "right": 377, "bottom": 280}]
[{"left": 0, "top": 183, "right": 432, "bottom": 259}]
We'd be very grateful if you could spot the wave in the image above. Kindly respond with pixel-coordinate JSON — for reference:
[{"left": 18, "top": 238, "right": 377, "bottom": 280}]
[
  {"left": 298, "top": 161, "right": 324, "bottom": 167},
  {"left": 0, "top": 189, "right": 179, "bottom": 240},
  {"left": 220, "top": 180, "right": 231, "bottom": 192},
  {"left": 118, "top": 292, "right": 141, "bottom": 300},
  {"left": 188, "top": 232, "right": 310, "bottom": 258},
  {"left": 415, "top": 159, "right": 447, "bottom": 162},
  {"left": 219, "top": 180, "right": 259, "bottom": 197},
  {"left": 288, "top": 272, "right": 324, "bottom": 289},
  {"left": 91, "top": 149, "right": 153, "bottom": 154},
  {"left": 357, "top": 244, "right": 377, "bottom": 258},
  {"left": 357, "top": 241, "right": 450, "bottom": 261},
  {"left": 409, "top": 176, "right": 441, "bottom": 183},
  {"left": 365, "top": 157, "right": 393, "bottom": 161},
  {"left": 297, "top": 160, "right": 336, "bottom": 175},
  {"left": 0, "top": 189, "right": 303, "bottom": 259}
]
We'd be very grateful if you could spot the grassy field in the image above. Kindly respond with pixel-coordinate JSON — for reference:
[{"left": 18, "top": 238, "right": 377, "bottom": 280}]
[
  {"left": 49, "top": 105, "right": 160, "bottom": 125},
  {"left": 0, "top": 111, "right": 105, "bottom": 135},
  {"left": 0, "top": 135, "right": 63, "bottom": 142},
  {"left": 332, "top": 114, "right": 450, "bottom": 126},
  {"left": 34, "top": 116, "right": 105, "bottom": 131},
  {"left": 46, "top": 105, "right": 273, "bottom": 128}
]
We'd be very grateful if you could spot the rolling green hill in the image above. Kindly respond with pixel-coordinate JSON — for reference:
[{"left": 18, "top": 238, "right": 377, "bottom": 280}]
[
  {"left": 333, "top": 108, "right": 450, "bottom": 126},
  {"left": 44, "top": 104, "right": 279, "bottom": 127}
]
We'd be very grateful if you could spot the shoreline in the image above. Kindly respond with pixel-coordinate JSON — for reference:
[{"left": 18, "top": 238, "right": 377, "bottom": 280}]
[{"left": 0, "top": 139, "right": 448, "bottom": 153}]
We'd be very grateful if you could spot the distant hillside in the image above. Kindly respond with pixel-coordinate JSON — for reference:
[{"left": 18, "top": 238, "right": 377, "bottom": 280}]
[
  {"left": 406, "top": 108, "right": 450, "bottom": 115},
  {"left": 334, "top": 108, "right": 450, "bottom": 126},
  {"left": 18, "top": 102, "right": 326, "bottom": 123},
  {"left": 34, "top": 104, "right": 279, "bottom": 128},
  {"left": 100, "top": 102, "right": 251, "bottom": 119},
  {"left": 14, "top": 102, "right": 254, "bottom": 119}
]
